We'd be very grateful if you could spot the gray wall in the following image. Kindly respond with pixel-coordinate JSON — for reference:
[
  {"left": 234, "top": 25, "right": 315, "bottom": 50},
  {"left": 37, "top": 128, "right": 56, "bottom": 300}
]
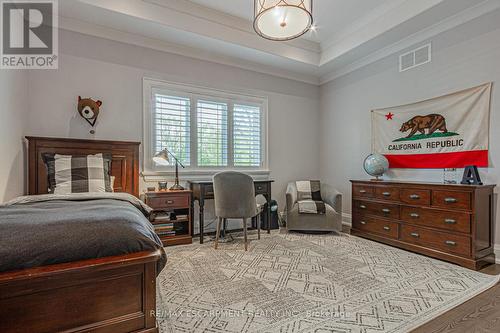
[
  {"left": 319, "top": 10, "right": 500, "bottom": 247},
  {"left": 0, "top": 70, "right": 28, "bottom": 202},
  {"left": 26, "top": 30, "right": 321, "bottom": 232}
]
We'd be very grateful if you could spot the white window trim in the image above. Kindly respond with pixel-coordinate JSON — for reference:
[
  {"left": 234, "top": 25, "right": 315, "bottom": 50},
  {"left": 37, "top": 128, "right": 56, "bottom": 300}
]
[{"left": 142, "top": 78, "right": 269, "bottom": 181}]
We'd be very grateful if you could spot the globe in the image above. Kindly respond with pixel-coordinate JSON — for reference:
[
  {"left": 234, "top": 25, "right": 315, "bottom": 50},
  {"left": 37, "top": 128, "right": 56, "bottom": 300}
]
[{"left": 363, "top": 154, "right": 389, "bottom": 180}]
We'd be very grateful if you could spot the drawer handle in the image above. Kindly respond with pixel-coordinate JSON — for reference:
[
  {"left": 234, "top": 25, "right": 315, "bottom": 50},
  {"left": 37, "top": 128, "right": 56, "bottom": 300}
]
[
  {"left": 444, "top": 219, "right": 457, "bottom": 224},
  {"left": 360, "top": 221, "right": 367, "bottom": 225},
  {"left": 410, "top": 232, "right": 420, "bottom": 238},
  {"left": 166, "top": 200, "right": 174, "bottom": 204},
  {"left": 409, "top": 194, "right": 420, "bottom": 200},
  {"left": 359, "top": 190, "right": 367, "bottom": 194},
  {"left": 444, "top": 197, "right": 457, "bottom": 203},
  {"left": 445, "top": 240, "right": 457, "bottom": 246},
  {"left": 383, "top": 226, "right": 391, "bottom": 231},
  {"left": 382, "top": 192, "right": 391, "bottom": 197},
  {"left": 381, "top": 208, "right": 391, "bottom": 213},
  {"left": 360, "top": 205, "right": 367, "bottom": 209},
  {"left": 257, "top": 186, "right": 263, "bottom": 190},
  {"left": 410, "top": 213, "right": 420, "bottom": 218}
]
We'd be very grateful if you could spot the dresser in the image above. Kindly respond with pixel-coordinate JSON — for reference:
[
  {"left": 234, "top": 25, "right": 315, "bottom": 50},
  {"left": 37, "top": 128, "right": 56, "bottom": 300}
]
[{"left": 350, "top": 180, "right": 495, "bottom": 270}]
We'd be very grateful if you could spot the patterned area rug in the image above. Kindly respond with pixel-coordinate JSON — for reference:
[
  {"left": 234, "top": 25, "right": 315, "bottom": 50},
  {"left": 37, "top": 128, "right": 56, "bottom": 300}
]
[{"left": 156, "top": 231, "right": 499, "bottom": 333}]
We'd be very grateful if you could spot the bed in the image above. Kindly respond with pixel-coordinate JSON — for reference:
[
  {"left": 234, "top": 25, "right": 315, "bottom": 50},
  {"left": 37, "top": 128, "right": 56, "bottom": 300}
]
[{"left": 0, "top": 137, "right": 164, "bottom": 333}]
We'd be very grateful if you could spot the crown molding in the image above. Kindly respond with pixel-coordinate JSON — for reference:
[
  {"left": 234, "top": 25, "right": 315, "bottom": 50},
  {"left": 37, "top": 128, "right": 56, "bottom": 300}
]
[
  {"left": 59, "top": 0, "right": 500, "bottom": 87},
  {"left": 59, "top": 16, "right": 321, "bottom": 85},
  {"left": 319, "top": 0, "right": 500, "bottom": 84},
  {"left": 143, "top": 0, "right": 320, "bottom": 54},
  {"left": 73, "top": 0, "right": 320, "bottom": 66},
  {"left": 320, "top": 0, "right": 445, "bottom": 66},
  {"left": 320, "top": 0, "right": 409, "bottom": 51}
]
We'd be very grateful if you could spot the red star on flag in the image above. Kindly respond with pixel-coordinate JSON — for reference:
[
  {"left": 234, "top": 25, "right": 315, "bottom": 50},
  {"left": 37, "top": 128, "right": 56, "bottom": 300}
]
[{"left": 385, "top": 112, "right": 394, "bottom": 120}]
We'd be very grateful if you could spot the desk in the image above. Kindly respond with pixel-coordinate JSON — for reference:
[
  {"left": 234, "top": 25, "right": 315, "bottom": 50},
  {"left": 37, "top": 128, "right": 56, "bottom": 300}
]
[{"left": 189, "top": 180, "right": 273, "bottom": 244}]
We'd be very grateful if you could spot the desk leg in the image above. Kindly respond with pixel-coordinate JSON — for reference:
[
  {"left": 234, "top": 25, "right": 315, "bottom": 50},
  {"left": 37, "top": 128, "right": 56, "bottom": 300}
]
[
  {"left": 190, "top": 199, "right": 195, "bottom": 237},
  {"left": 266, "top": 188, "right": 271, "bottom": 234},
  {"left": 199, "top": 199, "right": 205, "bottom": 244}
]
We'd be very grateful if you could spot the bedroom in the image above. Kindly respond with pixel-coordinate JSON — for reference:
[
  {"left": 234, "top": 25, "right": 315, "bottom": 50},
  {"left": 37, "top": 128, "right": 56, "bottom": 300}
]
[{"left": 1, "top": 0, "right": 500, "bottom": 332}]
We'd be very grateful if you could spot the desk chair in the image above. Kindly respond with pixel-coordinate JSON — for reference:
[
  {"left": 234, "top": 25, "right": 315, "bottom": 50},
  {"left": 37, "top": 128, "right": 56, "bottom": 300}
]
[{"left": 213, "top": 171, "right": 261, "bottom": 251}]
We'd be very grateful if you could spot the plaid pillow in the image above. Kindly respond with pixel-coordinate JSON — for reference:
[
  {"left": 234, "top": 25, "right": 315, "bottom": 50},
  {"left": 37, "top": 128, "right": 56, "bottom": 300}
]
[{"left": 42, "top": 153, "right": 112, "bottom": 194}]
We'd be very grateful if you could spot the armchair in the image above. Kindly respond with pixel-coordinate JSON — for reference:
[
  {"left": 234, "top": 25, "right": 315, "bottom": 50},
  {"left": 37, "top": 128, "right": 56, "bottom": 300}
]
[{"left": 285, "top": 182, "right": 342, "bottom": 232}]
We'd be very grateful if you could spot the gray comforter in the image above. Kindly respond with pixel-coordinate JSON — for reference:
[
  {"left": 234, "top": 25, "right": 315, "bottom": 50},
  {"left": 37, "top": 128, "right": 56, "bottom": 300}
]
[{"left": 0, "top": 193, "right": 167, "bottom": 273}]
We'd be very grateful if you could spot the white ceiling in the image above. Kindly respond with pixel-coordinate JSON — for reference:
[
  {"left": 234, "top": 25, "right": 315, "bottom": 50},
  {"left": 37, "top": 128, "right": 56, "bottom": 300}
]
[
  {"left": 59, "top": 0, "right": 500, "bottom": 85},
  {"left": 187, "top": 0, "right": 392, "bottom": 44}
]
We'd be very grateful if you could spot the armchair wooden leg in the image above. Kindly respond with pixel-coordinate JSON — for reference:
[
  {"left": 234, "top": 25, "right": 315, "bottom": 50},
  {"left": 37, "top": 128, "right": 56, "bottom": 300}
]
[
  {"left": 214, "top": 217, "right": 221, "bottom": 249},
  {"left": 243, "top": 218, "right": 248, "bottom": 251}
]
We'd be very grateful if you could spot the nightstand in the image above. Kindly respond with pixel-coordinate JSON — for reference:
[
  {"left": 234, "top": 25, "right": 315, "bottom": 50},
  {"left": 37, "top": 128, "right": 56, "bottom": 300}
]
[{"left": 144, "top": 190, "right": 192, "bottom": 246}]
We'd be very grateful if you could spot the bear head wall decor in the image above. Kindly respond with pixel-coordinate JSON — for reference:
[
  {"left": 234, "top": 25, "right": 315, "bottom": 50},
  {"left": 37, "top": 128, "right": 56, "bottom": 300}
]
[{"left": 77, "top": 96, "right": 102, "bottom": 132}]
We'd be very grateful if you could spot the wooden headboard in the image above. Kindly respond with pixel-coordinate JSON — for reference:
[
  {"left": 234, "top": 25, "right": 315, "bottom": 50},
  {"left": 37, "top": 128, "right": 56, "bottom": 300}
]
[{"left": 26, "top": 137, "right": 140, "bottom": 197}]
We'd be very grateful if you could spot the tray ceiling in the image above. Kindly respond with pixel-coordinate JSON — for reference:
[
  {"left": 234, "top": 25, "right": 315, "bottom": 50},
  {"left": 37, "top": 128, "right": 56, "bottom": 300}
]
[{"left": 59, "top": 0, "right": 500, "bottom": 85}]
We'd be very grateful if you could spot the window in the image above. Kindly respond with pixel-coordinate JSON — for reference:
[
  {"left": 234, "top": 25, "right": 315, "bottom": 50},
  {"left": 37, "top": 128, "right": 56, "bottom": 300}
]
[
  {"left": 153, "top": 93, "right": 191, "bottom": 166},
  {"left": 197, "top": 100, "right": 228, "bottom": 167},
  {"left": 233, "top": 104, "right": 261, "bottom": 167},
  {"left": 143, "top": 79, "right": 268, "bottom": 177}
]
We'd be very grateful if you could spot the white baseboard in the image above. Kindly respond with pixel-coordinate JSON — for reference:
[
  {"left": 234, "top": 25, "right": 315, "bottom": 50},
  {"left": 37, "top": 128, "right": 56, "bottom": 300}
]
[
  {"left": 495, "top": 244, "right": 500, "bottom": 264},
  {"left": 342, "top": 213, "right": 352, "bottom": 227}
]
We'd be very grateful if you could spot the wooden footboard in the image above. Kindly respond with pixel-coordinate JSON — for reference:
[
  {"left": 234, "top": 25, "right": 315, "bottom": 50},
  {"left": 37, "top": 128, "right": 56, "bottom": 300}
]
[{"left": 0, "top": 251, "right": 161, "bottom": 333}]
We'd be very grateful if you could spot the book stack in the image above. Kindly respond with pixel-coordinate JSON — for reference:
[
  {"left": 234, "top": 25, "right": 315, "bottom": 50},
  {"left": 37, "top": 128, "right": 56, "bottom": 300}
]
[
  {"left": 176, "top": 214, "right": 188, "bottom": 221},
  {"left": 154, "top": 214, "right": 172, "bottom": 223},
  {"left": 154, "top": 222, "right": 175, "bottom": 237}
]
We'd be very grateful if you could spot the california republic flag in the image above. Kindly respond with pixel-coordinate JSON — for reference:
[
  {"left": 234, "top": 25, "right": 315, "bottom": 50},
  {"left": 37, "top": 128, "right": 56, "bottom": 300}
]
[{"left": 372, "top": 83, "right": 491, "bottom": 168}]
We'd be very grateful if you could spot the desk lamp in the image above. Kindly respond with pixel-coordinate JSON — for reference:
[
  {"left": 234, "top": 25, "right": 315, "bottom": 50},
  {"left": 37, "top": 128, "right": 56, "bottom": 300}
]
[{"left": 153, "top": 148, "right": 185, "bottom": 190}]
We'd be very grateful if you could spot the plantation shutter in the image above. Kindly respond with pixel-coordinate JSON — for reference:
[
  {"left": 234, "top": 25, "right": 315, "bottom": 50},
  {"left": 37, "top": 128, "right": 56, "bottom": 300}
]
[
  {"left": 233, "top": 104, "right": 262, "bottom": 167},
  {"left": 153, "top": 92, "right": 191, "bottom": 166},
  {"left": 197, "top": 100, "right": 228, "bottom": 166}
]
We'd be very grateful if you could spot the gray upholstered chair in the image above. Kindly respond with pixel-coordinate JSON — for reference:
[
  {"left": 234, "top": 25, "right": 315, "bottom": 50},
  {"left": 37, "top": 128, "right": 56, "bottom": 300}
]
[
  {"left": 213, "top": 171, "right": 261, "bottom": 251},
  {"left": 286, "top": 182, "right": 342, "bottom": 232}
]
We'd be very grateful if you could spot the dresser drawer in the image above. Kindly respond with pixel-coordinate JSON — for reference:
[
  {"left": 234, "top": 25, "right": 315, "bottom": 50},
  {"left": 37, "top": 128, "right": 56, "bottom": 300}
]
[
  {"left": 401, "top": 225, "right": 471, "bottom": 257},
  {"left": 400, "top": 206, "right": 471, "bottom": 234},
  {"left": 353, "top": 185, "right": 374, "bottom": 198},
  {"left": 374, "top": 187, "right": 400, "bottom": 201},
  {"left": 400, "top": 189, "right": 431, "bottom": 206},
  {"left": 353, "top": 215, "right": 399, "bottom": 239},
  {"left": 432, "top": 190, "right": 471, "bottom": 210},
  {"left": 147, "top": 195, "right": 189, "bottom": 209},
  {"left": 354, "top": 200, "right": 400, "bottom": 219}
]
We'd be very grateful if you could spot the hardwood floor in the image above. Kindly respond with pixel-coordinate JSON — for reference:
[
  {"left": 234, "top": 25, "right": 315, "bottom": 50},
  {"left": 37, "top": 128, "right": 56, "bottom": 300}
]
[
  {"left": 411, "top": 264, "right": 500, "bottom": 333},
  {"left": 341, "top": 224, "right": 500, "bottom": 333}
]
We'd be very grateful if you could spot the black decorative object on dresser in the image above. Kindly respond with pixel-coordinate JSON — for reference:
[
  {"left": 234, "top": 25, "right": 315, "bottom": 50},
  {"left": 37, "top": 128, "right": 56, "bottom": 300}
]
[
  {"left": 144, "top": 190, "right": 192, "bottom": 246},
  {"left": 351, "top": 180, "right": 495, "bottom": 270}
]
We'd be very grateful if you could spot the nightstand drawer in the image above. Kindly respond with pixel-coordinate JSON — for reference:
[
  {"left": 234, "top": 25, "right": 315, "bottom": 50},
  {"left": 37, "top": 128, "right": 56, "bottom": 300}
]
[{"left": 147, "top": 195, "right": 189, "bottom": 209}]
